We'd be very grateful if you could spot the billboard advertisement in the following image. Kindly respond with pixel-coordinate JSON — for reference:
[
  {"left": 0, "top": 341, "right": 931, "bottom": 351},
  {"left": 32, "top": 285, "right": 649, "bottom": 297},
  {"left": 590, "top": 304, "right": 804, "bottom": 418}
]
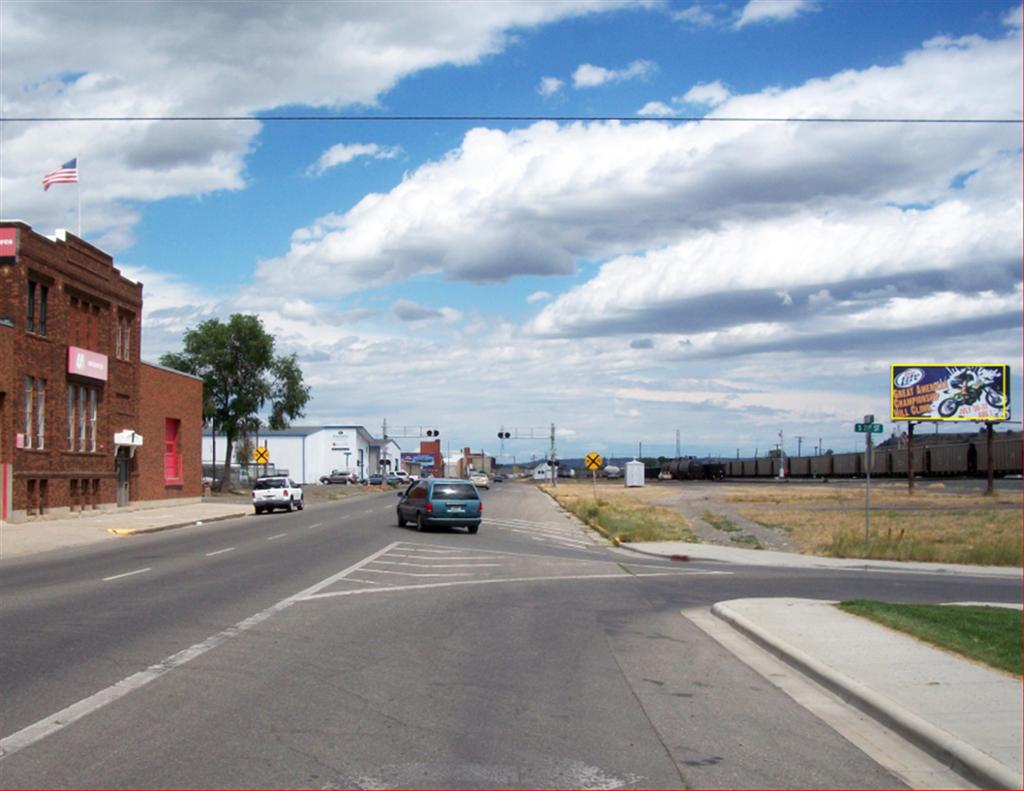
[{"left": 891, "top": 364, "right": 1010, "bottom": 421}]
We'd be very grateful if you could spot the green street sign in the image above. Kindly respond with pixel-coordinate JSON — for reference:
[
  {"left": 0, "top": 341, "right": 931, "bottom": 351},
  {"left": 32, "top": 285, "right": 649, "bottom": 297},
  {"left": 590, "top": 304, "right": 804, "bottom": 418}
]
[{"left": 855, "top": 423, "right": 884, "bottom": 433}]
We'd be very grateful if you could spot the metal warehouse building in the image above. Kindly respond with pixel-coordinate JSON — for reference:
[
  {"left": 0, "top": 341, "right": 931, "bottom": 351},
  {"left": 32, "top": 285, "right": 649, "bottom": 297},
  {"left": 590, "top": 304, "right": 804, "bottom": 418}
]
[{"left": 202, "top": 425, "right": 402, "bottom": 485}]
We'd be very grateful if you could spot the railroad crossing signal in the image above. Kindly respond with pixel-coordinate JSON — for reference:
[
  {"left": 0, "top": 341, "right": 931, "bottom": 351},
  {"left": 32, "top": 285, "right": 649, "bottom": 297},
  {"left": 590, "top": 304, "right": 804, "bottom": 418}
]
[
  {"left": 584, "top": 452, "right": 603, "bottom": 471},
  {"left": 253, "top": 446, "right": 270, "bottom": 463}
]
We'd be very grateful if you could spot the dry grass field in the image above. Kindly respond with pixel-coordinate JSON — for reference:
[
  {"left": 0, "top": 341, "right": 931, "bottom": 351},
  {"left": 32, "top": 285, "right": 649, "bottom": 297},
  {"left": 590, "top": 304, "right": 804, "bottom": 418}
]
[{"left": 541, "top": 478, "right": 1022, "bottom": 566}]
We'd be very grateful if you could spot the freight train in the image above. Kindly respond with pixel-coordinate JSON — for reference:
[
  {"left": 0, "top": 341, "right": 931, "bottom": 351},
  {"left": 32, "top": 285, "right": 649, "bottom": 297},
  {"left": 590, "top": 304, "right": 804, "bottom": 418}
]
[{"left": 662, "top": 433, "right": 1022, "bottom": 480}]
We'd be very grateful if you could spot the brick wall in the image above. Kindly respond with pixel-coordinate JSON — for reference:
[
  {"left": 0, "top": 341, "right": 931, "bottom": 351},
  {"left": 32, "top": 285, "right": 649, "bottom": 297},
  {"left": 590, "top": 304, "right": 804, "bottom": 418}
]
[
  {"left": 136, "top": 362, "right": 203, "bottom": 501},
  {"left": 1, "top": 222, "right": 142, "bottom": 518}
]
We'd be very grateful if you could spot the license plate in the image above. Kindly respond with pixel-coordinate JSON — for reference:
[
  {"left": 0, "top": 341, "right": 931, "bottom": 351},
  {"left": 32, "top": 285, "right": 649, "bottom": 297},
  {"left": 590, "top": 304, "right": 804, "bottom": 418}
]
[{"left": 448, "top": 505, "right": 464, "bottom": 513}]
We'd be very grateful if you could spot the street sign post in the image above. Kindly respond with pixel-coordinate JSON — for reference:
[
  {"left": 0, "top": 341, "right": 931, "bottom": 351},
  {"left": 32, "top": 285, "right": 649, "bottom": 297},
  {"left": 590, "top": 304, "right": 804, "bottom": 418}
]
[
  {"left": 253, "top": 445, "right": 270, "bottom": 477},
  {"left": 584, "top": 452, "right": 603, "bottom": 498},
  {"left": 859, "top": 415, "right": 874, "bottom": 549}
]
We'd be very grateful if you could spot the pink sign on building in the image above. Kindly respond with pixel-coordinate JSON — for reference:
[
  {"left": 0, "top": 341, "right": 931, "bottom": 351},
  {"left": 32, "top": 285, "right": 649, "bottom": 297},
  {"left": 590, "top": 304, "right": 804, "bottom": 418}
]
[{"left": 68, "top": 346, "right": 108, "bottom": 381}]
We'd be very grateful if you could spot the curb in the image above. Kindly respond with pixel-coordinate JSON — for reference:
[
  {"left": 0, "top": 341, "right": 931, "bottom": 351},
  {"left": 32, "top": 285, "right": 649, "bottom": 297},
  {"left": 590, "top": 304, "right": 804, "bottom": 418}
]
[
  {"left": 107, "top": 511, "right": 250, "bottom": 536},
  {"left": 711, "top": 601, "right": 1024, "bottom": 790}
]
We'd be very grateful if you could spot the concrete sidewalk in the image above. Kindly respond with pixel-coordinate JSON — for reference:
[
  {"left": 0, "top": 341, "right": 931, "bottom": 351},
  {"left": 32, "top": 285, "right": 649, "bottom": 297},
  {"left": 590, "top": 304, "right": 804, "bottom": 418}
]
[
  {"left": 0, "top": 500, "right": 251, "bottom": 560},
  {"left": 619, "top": 539, "right": 1022, "bottom": 578},
  {"left": 712, "top": 598, "right": 1023, "bottom": 790}
]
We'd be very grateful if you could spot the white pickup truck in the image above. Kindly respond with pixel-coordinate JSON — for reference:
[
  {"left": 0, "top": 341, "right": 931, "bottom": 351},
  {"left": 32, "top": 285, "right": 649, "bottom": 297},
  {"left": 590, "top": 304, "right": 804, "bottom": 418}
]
[{"left": 252, "top": 476, "right": 304, "bottom": 514}]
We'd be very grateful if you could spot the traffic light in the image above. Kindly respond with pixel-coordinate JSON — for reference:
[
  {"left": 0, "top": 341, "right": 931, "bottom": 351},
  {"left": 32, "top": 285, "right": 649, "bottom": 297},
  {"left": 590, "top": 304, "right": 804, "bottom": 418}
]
[
  {"left": 498, "top": 431, "right": 511, "bottom": 439},
  {"left": 425, "top": 429, "right": 439, "bottom": 437}
]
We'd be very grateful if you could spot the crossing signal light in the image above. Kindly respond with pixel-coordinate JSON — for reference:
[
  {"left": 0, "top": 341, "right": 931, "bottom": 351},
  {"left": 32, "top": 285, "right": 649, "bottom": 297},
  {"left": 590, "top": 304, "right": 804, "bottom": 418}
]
[
  {"left": 425, "top": 429, "right": 439, "bottom": 437},
  {"left": 498, "top": 431, "right": 511, "bottom": 439}
]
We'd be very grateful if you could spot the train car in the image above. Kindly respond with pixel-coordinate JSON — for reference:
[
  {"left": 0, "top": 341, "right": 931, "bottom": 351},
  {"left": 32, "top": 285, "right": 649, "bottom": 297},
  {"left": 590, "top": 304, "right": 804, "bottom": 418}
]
[
  {"left": 868, "top": 446, "right": 890, "bottom": 476},
  {"left": 890, "top": 446, "right": 926, "bottom": 475},
  {"left": 831, "top": 452, "right": 861, "bottom": 476},
  {"left": 728, "top": 460, "right": 744, "bottom": 477},
  {"left": 788, "top": 456, "right": 811, "bottom": 477},
  {"left": 754, "top": 458, "right": 773, "bottom": 477},
  {"left": 971, "top": 438, "right": 1022, "bottom": 475},
  {"left": 927, "top": 443, "right": 972, "bottom": 476},
  {"left": 810, "top": 454, "right": 833, "bottom": 477}
]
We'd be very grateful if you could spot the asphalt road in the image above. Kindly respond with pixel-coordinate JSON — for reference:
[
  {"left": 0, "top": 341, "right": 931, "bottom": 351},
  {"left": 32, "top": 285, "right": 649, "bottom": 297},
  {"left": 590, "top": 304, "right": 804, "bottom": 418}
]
[{"left": 0, "top": 484, "right": 1018, "bottom": 788}]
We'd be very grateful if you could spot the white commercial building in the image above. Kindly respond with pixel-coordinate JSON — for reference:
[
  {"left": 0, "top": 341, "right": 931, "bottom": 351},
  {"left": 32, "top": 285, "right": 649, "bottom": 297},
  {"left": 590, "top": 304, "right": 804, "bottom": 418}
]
[{"left": 202, "top": 425, "right": 402, "bottom": 485}]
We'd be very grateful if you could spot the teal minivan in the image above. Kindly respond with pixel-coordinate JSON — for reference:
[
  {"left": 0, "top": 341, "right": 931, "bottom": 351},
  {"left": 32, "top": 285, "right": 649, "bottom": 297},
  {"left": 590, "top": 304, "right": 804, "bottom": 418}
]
[{"left": 396, "top": 478, "right": 482, "bottom": 533}]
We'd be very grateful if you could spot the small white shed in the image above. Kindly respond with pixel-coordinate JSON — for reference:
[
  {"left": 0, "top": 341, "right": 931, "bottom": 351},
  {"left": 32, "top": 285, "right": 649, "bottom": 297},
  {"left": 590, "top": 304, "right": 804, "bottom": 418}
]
[{"left": 625, "top": 459, "right": 646, "bottom": 487}]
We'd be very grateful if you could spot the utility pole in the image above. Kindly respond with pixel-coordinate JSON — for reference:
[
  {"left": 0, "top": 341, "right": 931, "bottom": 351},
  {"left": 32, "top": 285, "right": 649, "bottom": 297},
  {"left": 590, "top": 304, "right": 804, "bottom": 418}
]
[
  {"left": 675, "top": 429, "right": 681, "bottom": 458},
  {"left": 550, "top": 422, "right": 557, "bottom": 487},
  {"left": 795, "top": 435, "right": 804, "bottom": 457}
]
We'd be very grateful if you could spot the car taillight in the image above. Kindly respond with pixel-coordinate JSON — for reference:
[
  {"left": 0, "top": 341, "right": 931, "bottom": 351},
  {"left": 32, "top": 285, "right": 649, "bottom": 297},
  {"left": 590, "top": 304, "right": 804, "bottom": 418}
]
[
  {"left": 478, "top": 501, "right": 483, "bottom": 513},
  {"left": 251, "top": 492, "right": 256, "bottom": 499},
  {"left": 283, "top": 489, "right": 289, "bottom": 496},
  {"left": 426, "top": 501, "right": 433, "bottom": 513}
]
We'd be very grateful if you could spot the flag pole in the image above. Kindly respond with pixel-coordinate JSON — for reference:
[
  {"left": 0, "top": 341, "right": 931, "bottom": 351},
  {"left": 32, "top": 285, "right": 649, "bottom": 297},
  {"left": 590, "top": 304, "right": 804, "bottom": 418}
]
[{"left": 77, "top": 154, "right": 82, "bottom": 237}]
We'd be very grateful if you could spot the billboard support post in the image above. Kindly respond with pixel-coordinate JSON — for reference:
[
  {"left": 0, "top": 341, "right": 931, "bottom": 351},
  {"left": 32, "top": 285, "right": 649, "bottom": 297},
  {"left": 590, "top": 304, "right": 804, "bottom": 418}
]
[
  {"left": 986, "top": 423, "right": 995, "bottom": 496},
  {"left": 907, "top": 422, "right": 915, "bottom": 495}
]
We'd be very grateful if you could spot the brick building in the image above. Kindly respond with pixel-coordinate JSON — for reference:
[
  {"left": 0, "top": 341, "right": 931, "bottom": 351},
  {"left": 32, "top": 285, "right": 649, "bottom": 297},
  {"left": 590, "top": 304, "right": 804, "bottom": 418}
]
[{"left": 0, "top": 222, "right": 201, "bottom": 521}]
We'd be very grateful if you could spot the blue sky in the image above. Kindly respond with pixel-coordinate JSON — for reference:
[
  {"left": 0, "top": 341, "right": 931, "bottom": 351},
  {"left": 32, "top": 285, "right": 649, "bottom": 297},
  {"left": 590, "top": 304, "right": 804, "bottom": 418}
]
[{"left": 2, "top": 0, "right": 1021, "bottom": 461}]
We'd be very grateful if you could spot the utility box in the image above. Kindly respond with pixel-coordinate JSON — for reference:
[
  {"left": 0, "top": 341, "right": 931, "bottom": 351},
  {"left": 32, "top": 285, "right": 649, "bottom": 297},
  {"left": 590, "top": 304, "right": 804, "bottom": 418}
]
[{"left": 625, "top": 459, "right": 646, "bottom": 487}]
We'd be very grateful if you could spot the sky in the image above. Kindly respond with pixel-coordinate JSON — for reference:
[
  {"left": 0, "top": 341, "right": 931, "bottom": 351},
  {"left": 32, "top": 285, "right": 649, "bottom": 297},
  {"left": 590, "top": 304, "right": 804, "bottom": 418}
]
[{"left": 1, "top": 0, "right": 1021, "bottom": 463}]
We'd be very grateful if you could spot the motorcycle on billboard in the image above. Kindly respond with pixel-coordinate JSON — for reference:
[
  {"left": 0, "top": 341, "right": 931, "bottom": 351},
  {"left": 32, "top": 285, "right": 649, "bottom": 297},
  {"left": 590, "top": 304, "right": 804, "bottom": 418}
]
[{"left": 891, "top": 364, "right": 1010, "bottom": 421}]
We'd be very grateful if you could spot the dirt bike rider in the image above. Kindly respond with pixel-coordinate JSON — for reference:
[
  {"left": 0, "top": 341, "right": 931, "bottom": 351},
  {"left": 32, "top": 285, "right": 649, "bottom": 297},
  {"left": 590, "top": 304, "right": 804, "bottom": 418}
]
[{"left": 948, "top": 369, "right": 981, "bottom": 401}]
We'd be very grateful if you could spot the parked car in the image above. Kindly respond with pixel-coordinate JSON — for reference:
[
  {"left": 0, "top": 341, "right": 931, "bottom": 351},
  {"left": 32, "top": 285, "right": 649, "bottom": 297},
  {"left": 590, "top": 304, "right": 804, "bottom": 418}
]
[
  {"left": 320, "top": 469, "right": 357, "bottom": 485},
  {"left": 469, "top": 471, "right": 490, "bottom": 489},
  {"left": 385, "top": 474, "right": 404, "bottom": 486},
  {"left": 362, "top": 474, "right": 386, "bottom": 486},
  {"left": 396, "top": 478, "right": 482, "bottom": 533},
  {"left": 491, "top": 473, "right": 505, "bottom": 482},
  {"left": 252, "top": 476, "right": 304, "bottom": 514}
]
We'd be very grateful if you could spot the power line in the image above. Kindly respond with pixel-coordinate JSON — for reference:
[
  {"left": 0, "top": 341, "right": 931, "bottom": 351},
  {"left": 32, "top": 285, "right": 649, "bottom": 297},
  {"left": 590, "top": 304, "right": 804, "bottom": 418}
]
[{"left": 0, "top": 114, "right": 1019, "bottom": 125}]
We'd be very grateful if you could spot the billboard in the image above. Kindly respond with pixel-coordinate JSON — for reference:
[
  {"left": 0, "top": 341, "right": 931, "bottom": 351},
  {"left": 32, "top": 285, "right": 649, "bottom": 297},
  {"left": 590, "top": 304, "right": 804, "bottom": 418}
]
[{"left": 891, "top": 364, "right": 1010, "bottom": 421}]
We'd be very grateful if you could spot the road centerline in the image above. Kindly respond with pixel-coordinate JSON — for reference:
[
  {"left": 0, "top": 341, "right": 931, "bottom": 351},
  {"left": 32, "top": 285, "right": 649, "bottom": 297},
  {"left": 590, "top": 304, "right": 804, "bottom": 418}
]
[{"left": 102, "top": 568, "right": 151, "bottom": 582}]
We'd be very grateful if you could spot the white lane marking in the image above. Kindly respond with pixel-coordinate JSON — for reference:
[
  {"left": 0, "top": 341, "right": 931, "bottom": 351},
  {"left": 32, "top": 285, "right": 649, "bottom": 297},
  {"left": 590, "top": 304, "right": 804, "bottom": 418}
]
[
  {"left": 0, "top": 541, "right": 402, "bottom": 763},
  {"left": 347, "top": 577, "right": 385, "bottom": 585},
  {"left": 301, "top": 569, "right": 732, "bottom": 600},
  {"left": 205, "top": 548, "right": 235, "bottom": 557},
  {"left": 266, "top": 533, "right": 287, "bottom": 541},
  {"left": 388, "top": 553, "right": 498, "bottom": 561},
  {"left": 360, "top": 568, "right": 474, "bottom": 578},
  {"left": 102, "top": 568, "right": 151, "bottom": 582},
  {"left": 372, "top": 560, "right": 503, "bottom": 569},
  {"left": 307, "top": 523, "right": 322, "bottom": 529}
]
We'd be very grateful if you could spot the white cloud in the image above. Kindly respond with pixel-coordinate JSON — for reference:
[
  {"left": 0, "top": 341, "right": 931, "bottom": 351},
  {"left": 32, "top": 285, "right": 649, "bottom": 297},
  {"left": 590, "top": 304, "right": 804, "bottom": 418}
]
[
  {"left": 672, "top": 5, "right": 721, "bottom": 28},
  {"left": 637, "top": 100, "right": 676, "bottom": 117},
  {"left": 308, "top": 143, "right": 400, "bottom": 176},
  {"left": 0, "top": 0, "right": 633, "bottom": 246},
  {"left": 572, "top": 59, "right": 656, "bottom": 88},
  {"left": 682, "top": 80, "right": 731, "bottom": 107},
  {"left": 255, "top": 25, "right": 1021, "bottom": 304},
  {"left": 527, "top": 291, "right": 553, "bottom": 303},
  {"left": 537, "top": 76, "right": 565, "bottom": 97},
  {"left": 735, "top": 0, "right": 819, "bottom": 29}
]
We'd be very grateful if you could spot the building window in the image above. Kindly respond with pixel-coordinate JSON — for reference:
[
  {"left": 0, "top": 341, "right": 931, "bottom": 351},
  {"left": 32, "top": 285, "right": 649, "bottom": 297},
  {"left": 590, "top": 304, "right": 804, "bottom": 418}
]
[
  {"left": 164, "top": 418, "right": 183, "bottom": 485},
  {"left": 23, "top": 376, "right": 44, "bottom": 449},
  {"left": 67, "top": 383, "right": 100, "bottom": 452},
  {"left": 27, "top": 280, "right": 35, "bottom": 333},
  {"left": 26, "top": 280, "right": 49, "bottom": 337},
  {"left": 115, "top": 314, "right": 133, "bottom": 360}
]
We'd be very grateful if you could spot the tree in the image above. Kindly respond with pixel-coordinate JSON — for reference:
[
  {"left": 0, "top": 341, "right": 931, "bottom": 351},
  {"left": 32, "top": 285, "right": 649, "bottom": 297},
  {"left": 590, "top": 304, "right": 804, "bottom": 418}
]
[{"left": 160, "top": 314, "right": 311, "bottom": 487}]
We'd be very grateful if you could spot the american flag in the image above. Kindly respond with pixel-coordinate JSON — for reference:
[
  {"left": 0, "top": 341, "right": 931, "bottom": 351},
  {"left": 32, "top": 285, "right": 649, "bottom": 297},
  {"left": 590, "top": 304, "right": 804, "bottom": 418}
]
[{"left": 42, "top": 158, "right": 78, "bottom": 191}]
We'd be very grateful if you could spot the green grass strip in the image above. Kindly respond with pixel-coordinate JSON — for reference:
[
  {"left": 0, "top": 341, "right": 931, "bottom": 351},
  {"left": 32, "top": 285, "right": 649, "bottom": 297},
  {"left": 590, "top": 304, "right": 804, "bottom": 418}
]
[{"left": 839, "top": 600, "right": 1022, "bottom": 676}]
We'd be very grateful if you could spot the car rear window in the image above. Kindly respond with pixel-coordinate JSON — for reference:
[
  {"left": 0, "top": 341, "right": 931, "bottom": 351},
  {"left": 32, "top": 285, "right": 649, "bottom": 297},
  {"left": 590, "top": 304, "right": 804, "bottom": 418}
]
[
  {"left": 432, "top": 483, "right": 479, "bottom": 500},
  {"left": 254, "top": 478, "right": 287, "bottom": 490}
]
